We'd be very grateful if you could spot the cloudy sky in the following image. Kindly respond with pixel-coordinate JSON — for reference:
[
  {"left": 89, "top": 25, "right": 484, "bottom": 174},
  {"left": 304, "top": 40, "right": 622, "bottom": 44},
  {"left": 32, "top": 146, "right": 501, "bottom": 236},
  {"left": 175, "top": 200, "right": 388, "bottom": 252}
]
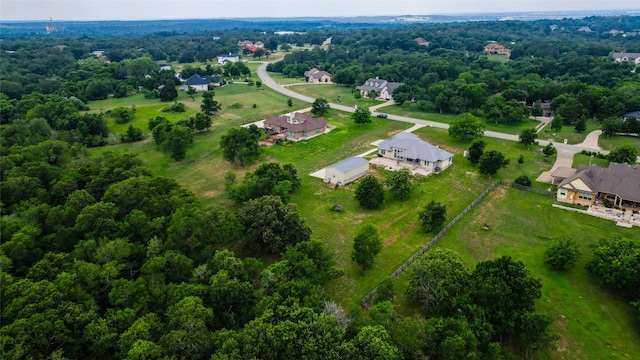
[{"left": 1, "top": 0, "right": 638, "bottom": 21}]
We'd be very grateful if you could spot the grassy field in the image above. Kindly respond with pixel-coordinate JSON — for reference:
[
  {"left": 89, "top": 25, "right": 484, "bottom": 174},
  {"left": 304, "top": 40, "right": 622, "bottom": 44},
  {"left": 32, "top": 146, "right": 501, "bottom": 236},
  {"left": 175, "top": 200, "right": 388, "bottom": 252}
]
[
  {"left": 411, "top": 188, "right": 640, "bottom": 359},
  {"left": 378, "top": 105, "right": 541, "bottom": 135},
  {"left": 287, "top": 83, "right": 385, "bottom": 108},
  {"left": 572, "top": 153, "right": 609, "bottom": 168},
  {"left": 537, "top": 119, "right": 600, "bottom": 145},
  {"left": 598, "top": 134, "right": 640, "bottom": 151}
]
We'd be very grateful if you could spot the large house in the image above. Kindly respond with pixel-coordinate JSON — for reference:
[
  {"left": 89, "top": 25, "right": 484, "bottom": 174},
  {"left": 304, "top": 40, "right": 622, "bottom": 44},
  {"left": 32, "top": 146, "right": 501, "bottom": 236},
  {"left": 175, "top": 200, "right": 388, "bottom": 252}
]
[
  {"left": 414, "top": 37, "right": 431, "bottom": 46},
  {"left": 217, "top": 53, "right": 239, "bottom": 65},
  {"left": 377, "top": 133, "right": 454, "bottom": 172},
  {"left": 556, "top": 163, "right": 640, "bottom": 208},
  {"left": 483, "top": 43, "right": 511, "bottom": 57},
  {"left": 356, "top": 78, "right": 403, "bottom": 101},
  {"left": 324, "top": 157, "right": 369, "bottom": 185},
  {"left": 304, "top": 68, "right": 332, "bottom": 83},
  {"left": 612, "top": 52, "right": 640, "bottom": 64},
  {"left": 264, "top": 112, "right": 327, "bottom": 141},
  {"left": 184, "top": 74, "right": 211, "bottom": 91}
]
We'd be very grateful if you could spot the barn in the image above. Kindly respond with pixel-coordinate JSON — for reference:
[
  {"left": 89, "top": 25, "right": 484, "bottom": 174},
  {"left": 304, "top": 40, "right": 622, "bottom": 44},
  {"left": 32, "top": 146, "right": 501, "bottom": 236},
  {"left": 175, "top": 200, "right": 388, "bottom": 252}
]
[{"left": 324, "top": 157, "right": 369, "bottom": 185}]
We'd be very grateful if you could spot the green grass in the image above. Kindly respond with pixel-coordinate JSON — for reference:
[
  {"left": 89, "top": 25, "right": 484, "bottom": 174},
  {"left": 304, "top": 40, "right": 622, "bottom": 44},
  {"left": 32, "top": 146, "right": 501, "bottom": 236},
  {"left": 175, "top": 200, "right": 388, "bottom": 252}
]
[
  {"left": 286, "top": 84, "right": 385, "bottom": 108},
  {"left": 538, "top": 119, "right": 600, "bottom": 145},
  {"left": 378, "top": 105, "right": 541, "bottom": 135},
  {"left": 572, "top": 153, "right": 610, "bottom": 168},
  {"left": 597, "top": 134, "right": 640, "bottom": 151},
  {"left": 267, "top": 72, "right": 307, "bottom": 85},
  {"left": 411, "top": 188, "right": 640, "bottom": 359},
  {"left": 486, "top": 54, "right": 511, "bottom": 63}
]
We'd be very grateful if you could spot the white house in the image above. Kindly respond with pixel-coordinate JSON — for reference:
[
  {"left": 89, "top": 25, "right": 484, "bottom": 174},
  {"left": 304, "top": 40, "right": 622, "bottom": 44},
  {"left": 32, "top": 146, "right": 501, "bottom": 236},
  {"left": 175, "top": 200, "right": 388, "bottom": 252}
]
[
  {"left": 304, "top": 68, "right": 332, "bottom": 83},
  {"left": 217, "top": 53, "right": 240, "bottom": 65},
  {"left": 377, "top": 133, "right": 453, "bottom": 172},
  {"left": 324, "top": 157, "right": 370, "bottom": 185},
  {"left": 612, "top": 52, "right": 640, "bottom": 64},
  {"left": 184, "top": 74, "right": 211, "bottom": 91},
  {"left": 356, "top": 77, "right": 403, "bottom": 101}
]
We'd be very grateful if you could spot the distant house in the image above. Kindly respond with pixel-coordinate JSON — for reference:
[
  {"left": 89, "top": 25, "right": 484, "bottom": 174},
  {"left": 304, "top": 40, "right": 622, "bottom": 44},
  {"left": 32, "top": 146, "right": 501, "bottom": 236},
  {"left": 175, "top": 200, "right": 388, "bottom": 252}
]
[
  {"left": 324, "top": 157, "right": 370, "bottom": 185},
  {"left": 237, "top": 40, "right": 253, "bottom": 48},
  {"left": 377, "top": 132, "right": 453, "bottom": 173},
  {"left": 159, "top": 63, "right": 172, "bottom": 71},
  {"left": 483, "top": 43, "right": 511, "bottom": 57},
  {"left": 556, "top": 163, "right": 640, "bottom": 208},
  {"left": 304, "top": 68, "right": 332, "bottom": 83},
  {"left": 254, "top": 41, "right": 264, "bottom": 48},
  {"left": 264, "top": 112, "right": 327, "bottom": 141},
  {"left": 624, "top": 111, "right": 640, "bottom": 119},
  {"left": 578, "top": 26, "right": 592, "bottom": 32},
  {"left": 541, "top": 100, "right": 554, "bottom": 117},
  {"left": 612, "top": 52, "right": 640, "bottom": 64},
  {"left": 414, "top": 37, "right": 431, "bottom": 46},
  {"left": 356, "top": 77, "right": 403, "bottom": 101},
  {"left": 217, "top": 53, "right": 239, "bottom": 65},
  {"left": 184, "top": 74, "right": 211, "bottom": 91}
]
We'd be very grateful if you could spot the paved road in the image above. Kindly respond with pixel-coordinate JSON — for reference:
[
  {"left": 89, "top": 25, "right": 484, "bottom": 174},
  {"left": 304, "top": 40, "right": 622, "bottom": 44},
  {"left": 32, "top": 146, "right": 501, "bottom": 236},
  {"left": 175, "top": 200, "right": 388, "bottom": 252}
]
[{"left": 257, "top": 60, "right": 640, "bottom": 163}]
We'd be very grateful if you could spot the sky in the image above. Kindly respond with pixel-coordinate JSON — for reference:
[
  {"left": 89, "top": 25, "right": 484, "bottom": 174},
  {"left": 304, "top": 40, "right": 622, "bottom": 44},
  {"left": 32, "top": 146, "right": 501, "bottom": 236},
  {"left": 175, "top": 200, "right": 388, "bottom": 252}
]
[{"left": 1, "top": 0, "right": 639, "bottom": 21}]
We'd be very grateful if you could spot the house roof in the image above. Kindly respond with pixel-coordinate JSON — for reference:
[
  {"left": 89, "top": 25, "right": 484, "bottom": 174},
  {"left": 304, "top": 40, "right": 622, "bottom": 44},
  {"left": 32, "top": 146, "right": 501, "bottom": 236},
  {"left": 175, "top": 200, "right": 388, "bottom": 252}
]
[
  {"left": 378, "top": 132, "right": 454, "bottom": 162},
  {"left": 328, "top": 157, "right": 369, "bottom": 173},
  {"left": 357, "top": 78, "right": 403, "bottom": 93},
  {"left": 551, "top": 167, "right": 577, "bottom": 179},
  {"left": 414, "top": 37, "right": 430, "bottom": 45},
  {"left": 624, "top": 111, "right": 640, "bottom": 119},
  {"left": 264, "top": 112, "right": 327, "bottom": 133},
  {"left": 558, "top": 162, "right": 640, "bottom": 202},
  {"left": 218, "top": 53, "right": 238, "bottom": 59},
  {"left": 185, "top": 74, "right": 212, "bottom": 86},
  {"left": 613, "top": 52, "right": 640, "bottom": 59},
  {"left": 304, "top": 68, "right": 331, "bottom": 80}
]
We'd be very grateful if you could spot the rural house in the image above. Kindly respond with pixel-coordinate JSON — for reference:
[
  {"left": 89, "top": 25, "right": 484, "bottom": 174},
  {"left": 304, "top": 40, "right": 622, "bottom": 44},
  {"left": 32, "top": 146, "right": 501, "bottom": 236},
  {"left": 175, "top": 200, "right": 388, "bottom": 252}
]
[
  {"left": 264, "top": 112, "right": 327, "bottom": 141},
  {"left": 356, "top": 77, "right": 403, "bottom": 100},
  {"left": 556, "top": 163, "right": 640, "bottom": 208},
  {"left": 414, "top": 37, "right": 431, "bottom": 46},
  {"left": 324, "top": 157, "right": 370, "bottom": 185},
  {"left": 612, "top": 52, "right": 640, "bottom": 64},
  {"left": 377, "top": 133, "right": 453, "bottom": 173},
  {"left": 483, "top": 43, "right": 511, "bottom": 57},
  {"left": 217, "top": 53, "right": 239, "bottom": 65},
  {"left": 304, "top": 68, "right": 332, "bottom": 83},
  {"left": 184, "top": 74, "right": 211, "bottom": 91}
]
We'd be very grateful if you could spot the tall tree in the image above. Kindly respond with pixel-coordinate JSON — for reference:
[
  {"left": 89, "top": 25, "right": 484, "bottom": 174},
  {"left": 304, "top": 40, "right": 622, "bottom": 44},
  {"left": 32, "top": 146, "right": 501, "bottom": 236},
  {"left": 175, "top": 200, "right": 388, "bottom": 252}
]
[
  {"left": 519, "top": 128, "right": 538, "bottom": 149},
  {"left": 352, "top": 105, "right": 372, "bottom": 124},
  {"left": 586, "top": 236, "right": 640, "bottom": 300},
  {"left": 607, "top": 144, "right": 638, "bottom": 164},
  {"left": 448, "top": 113, "right": 484, "bottom": 142},
  {"left": 355, "top": 175, "right": 384, "bottom": 209},
  {"left": 385, "top": 168, "right": 413, "bottom": 200},
  {"left": 352, "top": 224, "right": 383, "bottom": 273},
  {"left": 159, "top": 80, "right": 178, "bottom": 102},
  {"left": 419, "top": 200, "right": 447, "bottom": 232},
  {"left": 468, "top": 140, "right": 486, "bottom": 165},
  {"left": 311, "top": 98, "right": 330, "bottom": 117},
  {"left": 201, "top": 91, "right": 221, "bottom": 115},
  {"left": 220, "top": 125, "right": 262, "bottom": 166},
  {"left": 478, "top": 150, "right": 509, "bottom": 175},
  {"left": 544, "top": 237, "right": 581, "bottom": 271}
]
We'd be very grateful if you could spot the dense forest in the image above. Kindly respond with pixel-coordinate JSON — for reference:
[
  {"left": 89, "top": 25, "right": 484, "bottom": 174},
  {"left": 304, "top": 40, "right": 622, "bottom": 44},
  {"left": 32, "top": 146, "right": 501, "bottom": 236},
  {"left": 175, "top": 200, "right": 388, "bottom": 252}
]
[{"left": 1, "top": 15, "right": 639, "bottom": 359}]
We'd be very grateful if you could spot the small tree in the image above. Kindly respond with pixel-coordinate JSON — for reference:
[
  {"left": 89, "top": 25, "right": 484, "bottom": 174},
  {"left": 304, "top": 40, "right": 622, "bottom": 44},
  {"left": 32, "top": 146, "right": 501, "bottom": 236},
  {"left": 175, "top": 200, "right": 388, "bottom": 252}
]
[
  {"left": 186, "top": 86, "right": 197, "bottom": 100},
  {"left": 467, "top": 140, "right": 486, "bottom": 165},
  {"left": 448, "top": 112, "right": 484, "bottom": 142},
  {"left": 352, "top": 224, "right": 382, "bottom": 273},
  {"left": 517, "top": 154, "right": 524, "bottom": 168},
  {"left": 311, "top": 98, "right": 330, "bottom": 117},
  {"left": 368, "top": 90, "right": 378, "bottom": 102},
  {"left": 542, "top": 143, "right": 557, "bottom": 158},
  {"left": 514, "top": 175, "right": 531, "bottom": 187},
  {"left": 355, "top": 175, "right": 384, "bottom": 209},
  {"left": 159, "top": 80, "right": 178, "bottom": 102},
  {"left": 201, "top": 91, "right": 221, "bottom": 115},
  {"left": 287, "top": 98, "right": 293, "bottom": 107},
  {"left": 519, "top": 128, "right": 538, "bottom": 149},
  {"left": 419, "top": 201, "right": 446, "bottom": 232},
  {"left": 375, "top": 278, "right": 395, "bottom": 304},
  {"left": 574, "top": 118, "right": 587, "bottom": 133},
  {"left": 608, "top": 144, "right": 638, "bottom": 164},
  {"left": 544, "top": 237, "right": 581, "bottom": 271},
  {"left": 479, "top": 150, "right": 509, "bottom": 175},
  {"left": 352, "top": 105, "right": 372, "bottom": 124},
  {"left": 550, "top": 116, "right": 563, "bottom": 131},
  {"left": 385, "top": 168, "right": 413, "bottom": 200}
]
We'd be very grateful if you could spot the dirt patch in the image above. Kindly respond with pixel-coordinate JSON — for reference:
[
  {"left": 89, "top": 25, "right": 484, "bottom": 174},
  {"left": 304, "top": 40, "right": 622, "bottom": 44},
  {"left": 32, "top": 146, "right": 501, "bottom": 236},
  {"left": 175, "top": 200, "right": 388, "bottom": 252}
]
[{"left": 203, "top": 190, "right": 220, "bottom": 198}]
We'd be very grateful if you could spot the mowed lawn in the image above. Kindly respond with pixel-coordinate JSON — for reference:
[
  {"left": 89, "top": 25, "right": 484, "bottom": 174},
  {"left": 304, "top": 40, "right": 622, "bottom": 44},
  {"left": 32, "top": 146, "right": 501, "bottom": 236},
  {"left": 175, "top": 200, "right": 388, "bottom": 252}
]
[
  {"left": 414, "top": 188, "right": 640, "bottom": 360},
  {"left": 287, "top": 83, "right": 385, "bottom": 108}
]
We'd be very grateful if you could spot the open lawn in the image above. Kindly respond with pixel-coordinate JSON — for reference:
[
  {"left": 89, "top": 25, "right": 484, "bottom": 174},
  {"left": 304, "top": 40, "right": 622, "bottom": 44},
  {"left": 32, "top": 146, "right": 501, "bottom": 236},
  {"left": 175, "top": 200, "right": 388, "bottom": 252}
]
[
  {"left": 538, "top": 119, "right": 600, "bottom": 145},
  {"left": 403, "top": 188, "right": 640, "bottom": 360},
  {"left": 378, "top": 105, "right": 541, "bottom": 135},
  {"left": 266, "top": 71, "right": 306, "bottom": 85},
  {"left": 287, "top": 83, "right": 385, "bottom": 108},
  {"left": 572, "top": 153, "right": 609, "bottom": 168},
  {"left": 597, "top": 134, "right": 640, "bottom": 151}
]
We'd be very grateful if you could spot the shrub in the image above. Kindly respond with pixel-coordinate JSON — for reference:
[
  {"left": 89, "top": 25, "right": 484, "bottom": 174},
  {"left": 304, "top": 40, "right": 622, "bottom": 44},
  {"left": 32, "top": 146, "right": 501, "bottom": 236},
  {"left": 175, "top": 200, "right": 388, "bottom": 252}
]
[{"left": 514, "top": 175, "right": 531, "bottom": 187}]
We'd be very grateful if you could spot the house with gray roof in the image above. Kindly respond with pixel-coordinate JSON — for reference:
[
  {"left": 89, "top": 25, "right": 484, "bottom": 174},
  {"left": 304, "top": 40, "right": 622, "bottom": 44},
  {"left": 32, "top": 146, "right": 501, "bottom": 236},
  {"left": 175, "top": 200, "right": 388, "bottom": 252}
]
[
  {"left": 377, "top": 132, "right": 453, "bottom": 173},
  {"left": 304, "top": 68, "right": 332, "bottom": 84},
  {"left": 184, "top": 74, "right": 212, "bottom": 91},
  {"left": 264, "top": 112, "right": 327, "bottom": 141},
  {"left": 356, "top": 77, "right": 404, "bottom": 101},
  {"left": 612, "top": 52, "right": 640, "bottom": 64},
  {"left": 324, "top": 157, "right": 369, "bottom": 185},
  {"left": 556, "top": 162, "right": 640, "bottom": 209}
]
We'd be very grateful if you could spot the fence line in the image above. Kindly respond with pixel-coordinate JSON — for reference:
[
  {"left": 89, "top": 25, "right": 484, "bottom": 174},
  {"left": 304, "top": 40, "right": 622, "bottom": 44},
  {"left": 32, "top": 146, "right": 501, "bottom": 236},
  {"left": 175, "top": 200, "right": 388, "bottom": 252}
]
[
  {"left": 360, "top": 180, "right": 501, "bottom": 309},
  {"left": 509, "top": 182, "right": 554, "bottom": 196}
]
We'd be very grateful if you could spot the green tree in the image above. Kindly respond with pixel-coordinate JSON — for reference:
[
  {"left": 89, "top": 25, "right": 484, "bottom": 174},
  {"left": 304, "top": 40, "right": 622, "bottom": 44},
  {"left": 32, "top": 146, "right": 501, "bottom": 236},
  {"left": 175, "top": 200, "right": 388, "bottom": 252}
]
[
  {"left": 544, "top": 237, "right": 581, "bottom": 271},
  {"left": 514, "top": 175, "right": 532, "bottom": 187},
  {"left": 311, "top": 98, "right": 330, "bottom": 117},
  {"left": 607, "top": 144, "right": 638, "bottom": 164},
  {"left": 163, "top": 125, "right": 193, "bottom": 161},
  {"left": 406, "top": 249, "right": 469, "bottom": 315},
  {"left": 120, "top": 125, "right": 144, "bottom": 143},
  {"left": 419, "top": 200, "right": 447, "bottom": 232},
  {"left": 201, "top": 91, "right": 221, "bottom": 115},
  {"left": 574, "top": 118, "right": 587, "bottom": 132},
  {"left": 467, "top": 140, "right": 485, "bottom": 165},
  {"left": 368, "top": 90, "right": 378, "bottom": 102},
  {"left": 601, "top": 118, "right": 621, "bottom": 137},
  {"left": 519, "top": 128, "right": 538, "bottom": 148},
  {"left": 186, "top": 86, "right": 197, "bottom": 100},
  {"left": 424, "top": 317, "right": 480, "bottom": 360},
  {"left": 352, "top": 224, "right": 383, "bottom": 273},
  {"left": 287, "top": 98, "right": 293, "bottom": 107},
  {"left": 352, "top": 105, "right": 372, "bottom": 124},
  {"left": 478, "top": 150, "right": 509, "bottom": 175},
  {"left": 238, "top": 195, "right": 311, "bottom": 253},
  {"left": 542, "top": 143, "right": 557, "bottom": 158},
  {"left": 550, "top": 116, "right": 563, "bottom": 131},
  {"left": 220, "top": 125, "right": 262, "bottom": 166},
  {"left": 342, "top": 325, "right": 400, "bottom": 359},
  {"left": 448, "top": 112, "right": 484, "bottom": 142},
  {"left": 385, "top": 168, "right": 413, "bottom": 200},
  {"left": 519, "top": 313, "right": 558, "bottom": 360},
  {"left": 159, "top": 80, "right": 178, "bottom": 102},
  {"left": 355, "top": 175, "right": 384, "bottom": 209},
  {"left": 586, "top": 236, "right": 640, "bottom": 300}
]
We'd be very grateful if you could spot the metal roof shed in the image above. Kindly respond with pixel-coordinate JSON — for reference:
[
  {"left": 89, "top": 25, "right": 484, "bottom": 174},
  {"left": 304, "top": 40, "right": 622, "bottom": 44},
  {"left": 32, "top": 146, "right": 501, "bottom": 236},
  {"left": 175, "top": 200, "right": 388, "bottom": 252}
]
[{"left": 324, "top": 157, "right": 369, "bottom": 185}]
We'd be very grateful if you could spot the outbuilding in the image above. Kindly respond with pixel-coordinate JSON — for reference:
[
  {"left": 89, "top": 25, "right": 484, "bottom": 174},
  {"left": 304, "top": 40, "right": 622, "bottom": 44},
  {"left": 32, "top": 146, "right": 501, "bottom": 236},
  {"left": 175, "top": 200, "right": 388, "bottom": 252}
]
[{"left": 324, "top": 157, "right": 369, "bottom": 185}]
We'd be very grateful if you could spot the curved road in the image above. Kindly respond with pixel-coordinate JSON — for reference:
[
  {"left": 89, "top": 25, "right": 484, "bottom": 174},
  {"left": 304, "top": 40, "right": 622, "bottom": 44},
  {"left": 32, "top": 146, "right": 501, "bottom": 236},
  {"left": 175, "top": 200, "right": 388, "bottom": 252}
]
[{"left": 257, "top": 60, "right": 640, "bottom": 163}]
